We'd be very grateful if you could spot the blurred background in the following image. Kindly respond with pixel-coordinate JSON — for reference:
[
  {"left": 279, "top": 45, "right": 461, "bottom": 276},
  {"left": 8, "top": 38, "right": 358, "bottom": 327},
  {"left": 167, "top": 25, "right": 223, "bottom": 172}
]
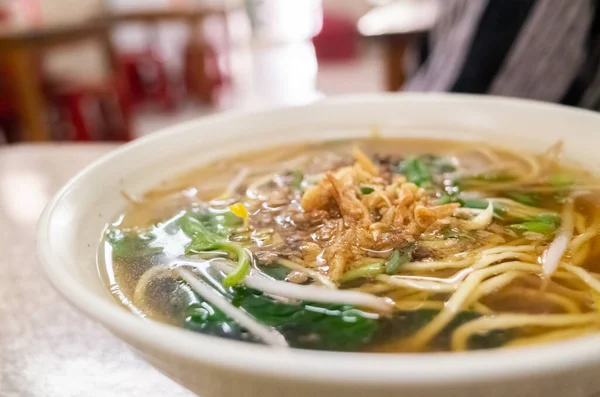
[
  {"left": 0, "top": 0, "right": 597, "bottom": 144},
  {"left": 0, "top": 0, "right": 439, "bottom": 143}
]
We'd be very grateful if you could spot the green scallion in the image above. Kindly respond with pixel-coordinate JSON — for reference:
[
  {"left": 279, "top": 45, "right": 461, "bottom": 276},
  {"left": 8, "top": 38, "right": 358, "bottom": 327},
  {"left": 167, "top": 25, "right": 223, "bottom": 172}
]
[
  {"left": 339, "top": 263, "right": 383, "bottom": 283},
  {"left": 505, "top": 191, "right": 540, "bottom": 207},
  {"left": 360, "top": 186, "right": 375, "bottom": 195},
  {"left": 510, "top": 213, "right": 561, "bottom": 235},
  {"left": 385, "top": 247, "right": 412, "bottom": 275},
  {"left": 399, "top": 157, "right": 433, "bottom": 187}
]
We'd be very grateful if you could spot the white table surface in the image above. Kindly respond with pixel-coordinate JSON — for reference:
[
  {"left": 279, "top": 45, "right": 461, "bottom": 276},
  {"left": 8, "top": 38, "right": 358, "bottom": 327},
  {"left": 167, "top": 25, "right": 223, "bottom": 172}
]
[{"left": 0, "top": 144, "right": 193, "bottom": 397}]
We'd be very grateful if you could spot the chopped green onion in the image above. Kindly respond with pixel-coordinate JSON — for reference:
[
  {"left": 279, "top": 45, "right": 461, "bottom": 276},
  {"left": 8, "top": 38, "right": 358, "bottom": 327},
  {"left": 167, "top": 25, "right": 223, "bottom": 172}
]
[
  {"left": 420, "top": 154, "right": 456, "bottom": 173},
  {"left": 385, "top": 247, "right": 412, "bottom": 275},
  {"left": 290, "top": 170, "right": 304, "bottom": 190},
  {"left": 438, "top": 194, "right": 455, "bottom": 205},
  {"left": 436, "top": 162, "right": 456, "bottom": 174},
  {"left": 548, "top": 172, "right": 573, "bottom": 187},
  {"left": 440, "top": 226, "right": 461, "bottom": 239},
  {"left": 360, "top": 186, "right": 375, "bottom": 195},
  {"left": 468, "top": 172, "right": 516, "bottom": 183},
  {"left": 510, "top": 213, "right": 561, "bottom": 235},
  {"left": 339, "top": 263, "right": 383, "bottom": 283},
  {"left": 399, "top": 157, "right": 433, "bottom": 187},
  {"left": 511, "top": 222, "right": 555, "bottom": 234},
  {"left": 505, "top": 191, "right": 540, "bottom": 207},
  {"left": 439, "top": 195, "right": 506, "bottom": 215},
  {"left": 534, "top": 213, "right": 561, "bottom": 224},
  {"left": 397, "top": 155, "right": 455, "bottom": 187},
  {"left": 460, "top": 198, "right": 492, "bottom": 210},
  {"left": 220, "top": 242, "right": 251, "bottom": 287}
]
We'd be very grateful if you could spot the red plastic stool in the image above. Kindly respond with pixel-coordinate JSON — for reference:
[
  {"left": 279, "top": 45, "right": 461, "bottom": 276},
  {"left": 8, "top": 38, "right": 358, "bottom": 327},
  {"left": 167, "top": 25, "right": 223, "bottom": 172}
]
[
  {"left": 313, "top": 14, "right": 359, "bottom": 61},
  {"left": 120, "top": 50, "right": 179, "bottom": 112},
  {"left": 49, "top": 78, "right": 133, "bottom": 142}
]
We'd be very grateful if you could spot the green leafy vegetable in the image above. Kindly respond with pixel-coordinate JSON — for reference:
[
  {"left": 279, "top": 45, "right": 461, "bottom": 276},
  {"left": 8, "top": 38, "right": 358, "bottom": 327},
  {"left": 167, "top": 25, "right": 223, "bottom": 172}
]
[
  {"left": 241, "top": 290, "right": 378, "bottom": 351},
  {"left": 185, "top": 285, "right": 510, "bottom": 351},
  {"left": 186, "top": 288, "right": 378, "bottom": 351},
  {"left": 105, "top": 229, "right": 162, "bottom": 260},
  {"left": 277, "top": 304, "right": 377, "bottom": 351},
  {"left": 375, "top": 309, "right": 510, "bottom": 350},
  {"left": 397, "top": 155, "right": 455, "bottom": 187},
  {"left": 179, "top": 211, "right": 250, "bottom": 286},
  {"left": 339, "top": 263, "right": 383, "bottom": 283},
  {"left": 192, "top": 210, "right": 242, "bottom": 236},
  {"left": 261, "top": 264, "right": 292, "bottom": 281},
  {"left": 109, "top": 209, "right": 249, "bottom": 288},
  {"left": 385, "top": 246, "right": 412, "bottom": 275},
  {"left": 179, "top": 215, "right": 221, "bottom": 251},
  {"left": 185, "top": 301, "right": 258, "bottom": 343}
]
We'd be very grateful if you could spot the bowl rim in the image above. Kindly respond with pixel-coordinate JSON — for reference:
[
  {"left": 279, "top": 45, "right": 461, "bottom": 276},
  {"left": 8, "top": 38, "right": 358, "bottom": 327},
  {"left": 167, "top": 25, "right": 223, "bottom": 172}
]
[{"left": 37, "top": 93, "right": 600, "bottom": 385}]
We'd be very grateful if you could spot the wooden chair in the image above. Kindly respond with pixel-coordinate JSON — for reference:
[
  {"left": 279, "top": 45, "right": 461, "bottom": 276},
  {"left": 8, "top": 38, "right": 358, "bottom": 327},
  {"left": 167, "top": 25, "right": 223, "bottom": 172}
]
[
  {"left": 48, "top": 72, "right": 133, "bottom": 141},
  {"left": 183, "top": 9, "right": 230, "bottom": 105},
  {"left": 0, "top": 3, "right": 20, "bottom": 142},
  {"left": 107, "top": 5, "right": 230, "bottom": 108},
  {"left": 120, "top": 48, "right": 179, "bottom": 111},
  {"left": 39, "top": 0, "right": 134, "bottom": 141},
  {"left": 0, "top": 73, "right": 19, "bottom": 143},
  {"left": 357, "top": 0, "right": 439, "bottom": 91},
  {"left": 0, "top": 0, "right": 134, "bottom": 142}
]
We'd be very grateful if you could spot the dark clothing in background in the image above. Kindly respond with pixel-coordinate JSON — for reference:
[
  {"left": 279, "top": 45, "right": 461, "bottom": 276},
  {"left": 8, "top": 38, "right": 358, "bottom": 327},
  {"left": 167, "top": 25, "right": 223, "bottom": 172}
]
[{"left": 405, "top": 0, "right": 600, "bottom": 110}]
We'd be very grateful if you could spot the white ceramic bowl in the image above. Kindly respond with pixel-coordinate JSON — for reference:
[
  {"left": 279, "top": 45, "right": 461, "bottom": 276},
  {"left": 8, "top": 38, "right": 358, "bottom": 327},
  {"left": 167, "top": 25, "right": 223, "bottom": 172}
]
[{"left": 38, "top": 94, "right": 600, "bottom": 397}]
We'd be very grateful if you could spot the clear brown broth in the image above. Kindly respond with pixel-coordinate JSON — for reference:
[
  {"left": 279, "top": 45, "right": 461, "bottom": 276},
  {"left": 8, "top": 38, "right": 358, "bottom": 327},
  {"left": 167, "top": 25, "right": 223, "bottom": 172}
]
[{"left": 101, "top": 138, "right": 600, "bottom": 352}]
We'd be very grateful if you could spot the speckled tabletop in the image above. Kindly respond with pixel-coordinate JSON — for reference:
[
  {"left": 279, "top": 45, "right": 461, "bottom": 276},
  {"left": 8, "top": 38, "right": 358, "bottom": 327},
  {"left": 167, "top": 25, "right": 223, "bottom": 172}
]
[{"left": 0, "top": 144, "right": 193, "bottom": 397}]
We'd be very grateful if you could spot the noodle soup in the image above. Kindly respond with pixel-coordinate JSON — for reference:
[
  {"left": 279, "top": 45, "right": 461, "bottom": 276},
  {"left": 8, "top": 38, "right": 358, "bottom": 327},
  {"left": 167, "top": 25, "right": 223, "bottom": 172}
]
[{"left": 100, "top": 138, "right": 600, "bottom": 353}]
